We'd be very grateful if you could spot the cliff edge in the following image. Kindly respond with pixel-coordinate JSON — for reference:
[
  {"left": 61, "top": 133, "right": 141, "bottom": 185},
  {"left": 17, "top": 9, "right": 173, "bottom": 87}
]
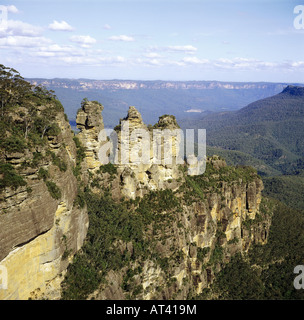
[{"left": 0, "top": 68, "right": 88, "bottom": 299}]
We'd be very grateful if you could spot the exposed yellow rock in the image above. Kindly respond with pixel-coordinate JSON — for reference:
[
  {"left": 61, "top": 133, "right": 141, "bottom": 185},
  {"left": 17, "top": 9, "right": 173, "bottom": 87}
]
[{"left": 0, "top": 109, "right": 89, "bottom": 300}]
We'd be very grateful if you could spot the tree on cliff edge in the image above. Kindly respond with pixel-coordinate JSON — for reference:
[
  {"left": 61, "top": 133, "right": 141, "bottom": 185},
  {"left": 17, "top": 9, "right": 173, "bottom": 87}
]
[{"left": 0, "top": 64, "right": 32, "bottom": 116}]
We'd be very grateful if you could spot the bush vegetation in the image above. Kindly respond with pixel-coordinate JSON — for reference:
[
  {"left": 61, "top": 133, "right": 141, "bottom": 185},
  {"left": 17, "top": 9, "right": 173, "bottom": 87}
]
[
  {"left": 45, "top": 181, "right": 62, "bottom": 200},
  {"left": 0, "top": 162, "right": 27, "bottom": 190},
  {"left": 0, "top": 64, "right": 66, "bottom": 155},
  {"left": 72, "top": 136, "right": 86, "bottom": 178},
  {"left": 200, "top": 200, "right": 304, "bottom": 300},
  {"left": 61, "top": 186, "right": 185, "bottom": 300}
]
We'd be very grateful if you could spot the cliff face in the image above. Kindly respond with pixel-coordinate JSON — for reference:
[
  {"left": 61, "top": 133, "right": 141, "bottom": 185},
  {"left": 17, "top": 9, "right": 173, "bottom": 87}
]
[
  {"left": 0, "top": 98, "right": 88, "bottom": 300},
  {"left": 76, "top": 100, "right": 105, "bottom": 173},
  {"left": 30, "top": 79, "right": 287, "bottom": 92},
  {"left": 88, "top": 161, "right": 270, "bottom": 300},
  {"left": 0, "top": 90, "right": 272, "bottom": 301},
  {"left": 0, "top": 67, "right": 273, "bottom": 301},
  {"left": 76, "top": 105, "right": 184, "bottom": 200},
  {"left": 70, "top": 103, "right": 272, "bottom": 300},
  {"left": 117, "top": 107, "right": 184, "bottom": 199}
]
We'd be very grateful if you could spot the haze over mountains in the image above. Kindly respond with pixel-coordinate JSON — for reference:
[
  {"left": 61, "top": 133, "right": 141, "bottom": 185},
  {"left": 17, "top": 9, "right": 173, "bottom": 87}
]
[
  {"left": 27, "top": 78, "right": 304, "bottom": 178},
  {"left": 28, "top": 78, "right": 302, "bottom": 128},
  {"left": 27, "top": 77, "right": 304, "bottom": 205},
  {"left": 180, "top": 85, "right": 304, "bottom": 177}
]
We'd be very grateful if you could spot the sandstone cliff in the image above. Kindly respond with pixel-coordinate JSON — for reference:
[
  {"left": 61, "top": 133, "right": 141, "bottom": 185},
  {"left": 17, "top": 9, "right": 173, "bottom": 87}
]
[
  {"left": 76, "top": 99, "right": 105, "bottom": 174},
  {"left": 85, "top": 159, "right": 271, "bottom": 300},
  {"left": 76, "top": 105, "right": 184, "bottom": 200},
  {"left": 0, "top": 92, "right": 88, "bottom": 300},
  {"left": 61, "top": 103, "right": 273, "bottom": 300},
  {"left": 0, "top": 66, "right": 274, "bottom": 301}
]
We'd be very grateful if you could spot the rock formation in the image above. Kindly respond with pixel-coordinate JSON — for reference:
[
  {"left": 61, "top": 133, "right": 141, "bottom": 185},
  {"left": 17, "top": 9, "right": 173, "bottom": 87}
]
[
  {"left": 76, "top": 105, "right": 184, "bottom": 199},
  {"left": 87, "top": 157, "right": 271, "bottom": 300},
  {"left": 0, "top": 100, "right": 88, "bottom": 300},
  {"left": 0, "top": 93, "right": 272, "bottom": 300},
  {"left": 76, "top": 100, "right": 105, "bottom": 173},
  {"left": 70, "top": 103, "right": 272, "bottom": 300}
]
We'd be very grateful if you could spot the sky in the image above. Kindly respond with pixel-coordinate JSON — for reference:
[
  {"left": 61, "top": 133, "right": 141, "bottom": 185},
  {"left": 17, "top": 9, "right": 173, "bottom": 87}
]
[{"left": 0, "top": 0, "right": 304, "bottom": 82}]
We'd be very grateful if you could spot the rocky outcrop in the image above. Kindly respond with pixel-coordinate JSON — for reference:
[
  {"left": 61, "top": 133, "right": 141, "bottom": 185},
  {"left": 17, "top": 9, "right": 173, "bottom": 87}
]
[
  {"left": 76, "top": 105, "right": 184, "bottom": 200},
  {"left": 88, "top": 157, "right": 271, "bottom": 300},
  {"left": 115, "top": 107, "right": 184, "bottom": 199},
  {"left": 0, "top": 107, "right": 88, "bottom": 300},
  {"left": 72, "top": 101, "right": 271, "bottom": 299},
  {"left": 76, "top": 100, "right": 105, "bottom": 172},
  {"left": 0, "top": 94, "right": 272, "bottom": 301}
]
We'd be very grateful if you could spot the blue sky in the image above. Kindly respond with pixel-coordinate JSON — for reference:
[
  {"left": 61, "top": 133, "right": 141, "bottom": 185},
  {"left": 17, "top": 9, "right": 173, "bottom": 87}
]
[{"left": 0, "top": 0, "right": 303, "bottom": 82}]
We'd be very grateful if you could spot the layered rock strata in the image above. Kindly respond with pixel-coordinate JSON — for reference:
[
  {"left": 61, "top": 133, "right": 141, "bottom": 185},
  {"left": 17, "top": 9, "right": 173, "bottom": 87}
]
[
  {"left": 0, "top": 110, "right": 88, "bottom": 300},
  {"left": 74, "top": 103, "right": 271, "bottom": 300},
  {"left": 76, "top": 105, "right": 184, "bottom": 199}
]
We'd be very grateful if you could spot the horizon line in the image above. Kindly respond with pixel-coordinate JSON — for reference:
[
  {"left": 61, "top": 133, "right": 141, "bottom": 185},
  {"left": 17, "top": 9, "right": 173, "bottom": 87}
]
[{"left": 24, "top": 78, "right": 304, "bottom": 85}]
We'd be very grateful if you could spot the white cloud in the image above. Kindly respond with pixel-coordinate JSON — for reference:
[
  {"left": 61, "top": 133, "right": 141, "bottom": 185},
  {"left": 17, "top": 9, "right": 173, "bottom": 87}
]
[
  {"left": 35, "top": 44, "right": 81, "bottom": 57},
  {"left": 59, "top": 55, "right": 126, "bottom": 66},
  {"left": 212, "top": 57, "right": 277, "bottom": 70},
  {"left": 35, "top": 51, "right": 56, "bottom": 57},
  {"left": 108, "top": 35, "right": 135, "bottom": 42},
  {"left": 139, "top": 58, "right": 163, "bottom": 66},
  {"left": 182, "top": 57, "right": 209, "bottom": 65},
  {"left": 103, "top": 24, "right": 111, "bottom": 30},
  {"left": 60, "top": 56, "right": 98, "bottom": 65},
  {"left": 144, "top": 52, "right": 162, "bottom": 58},
  {"left": 0, "top": 20, "right": 43, "bottom": 37},
  {"left": 290, "top": 61, "right": 304, "bottom": 68},
  {"left": 177, "top": 56, "right": 304, "bottom": 71},
  {"left": 48, "top": 20, "right": 74, "bottom": 31},
  {"left": 166, "top": 45, "right": 197, "bottom": 53},
  {"left": 148, "top": 45, "right": 198, "bottom": 55},
  {"left": 0, "top": 35, "right": 51, "bottom": 48},
  {"left": 70, "top": 35, "right": 97, "bottom": 48},
  {"left": 6, "top": 5, "right": 19, "bottom": 14}
]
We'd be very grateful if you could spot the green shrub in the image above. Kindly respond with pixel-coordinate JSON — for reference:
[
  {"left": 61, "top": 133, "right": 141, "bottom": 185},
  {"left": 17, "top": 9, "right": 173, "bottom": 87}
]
[
  {"left": 0, "top": 135, "right": 26, "bottom": 153},
  {"left": 99, "top": 163, "right": 117, "bottom": 176},
  {"left": 73, "top": 189, "right": 86, "bottom": 208},
  {"left": 31, "top": 152, "right": 43, "bottom": 167},
  {"left": 197, "top": 247, "right": 210, "bottom": 262},
  {"left": 45, "top": 180, "right": 61, "bottom": 199},
  {"left": 209, "top": 244, "right": 224, "bottom": 265},
  {"left": 48, "top": 151, "right": 67, "bottom": 172},
  {"left": 37, "top": 168, "right": 49, "bottom": 181},
  {"left": 46, "top": 123, "right": 61, "bottom": 137},
  {"left": 73, "top": 136, "right": 86, "bottom": 177},
  {"left": 0, "top": 162, "right": 27, "bottom": 190}
]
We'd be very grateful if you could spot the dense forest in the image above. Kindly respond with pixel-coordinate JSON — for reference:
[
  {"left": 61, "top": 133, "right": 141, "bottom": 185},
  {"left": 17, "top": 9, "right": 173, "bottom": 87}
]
[
  {"left": 199, "top": 199, "right": 304, "bottom": 300},
  {"left": 181, "top": 85, "right": 304, "bottom": 177},
  {"left": 190, "top": 86, "right": 304, "bottom": 299}
]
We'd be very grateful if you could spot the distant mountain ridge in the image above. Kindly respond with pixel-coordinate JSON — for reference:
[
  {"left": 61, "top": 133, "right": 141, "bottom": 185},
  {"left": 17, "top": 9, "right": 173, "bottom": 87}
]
[
  {"left": 235, "top": 85, "right": 304, "bottom": 122},
  {"left": 26, "top": 78, "right": 303, "bottom": 128},
  {"left": 180, "top": 85, "right": 304, "bottom": 176},
  {"left": 28, "top": 78, "right": 297, "bottom": 91}
]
